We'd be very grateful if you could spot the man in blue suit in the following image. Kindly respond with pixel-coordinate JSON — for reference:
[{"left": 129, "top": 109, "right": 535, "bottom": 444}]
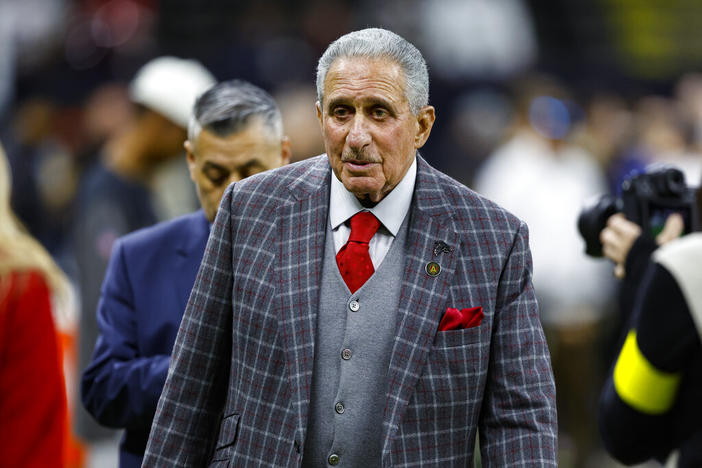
[{"left": 80, "top": 79, "right": 291, "bottom": 468}]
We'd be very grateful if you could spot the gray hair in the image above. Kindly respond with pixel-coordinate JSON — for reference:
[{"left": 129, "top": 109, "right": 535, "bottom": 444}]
[
  {"left": 188, "top": 79, "right": 283, "bottom": 142},
  {"left": 316, "top": 28, "right": 429, "bottom": 115}
]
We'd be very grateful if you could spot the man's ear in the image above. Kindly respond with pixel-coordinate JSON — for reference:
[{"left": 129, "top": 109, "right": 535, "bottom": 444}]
[
  {"left": 414, "top": 106, "right": 436, "bottom": 149},
  {"left": 280, "top": 136, "right": 292, "bottom": 165},
  {"left": 315, "top": 101, "right": 323, "bottom": 128},
  {"left": 184, "top": 140, "right": 197, "bottom": 181}
]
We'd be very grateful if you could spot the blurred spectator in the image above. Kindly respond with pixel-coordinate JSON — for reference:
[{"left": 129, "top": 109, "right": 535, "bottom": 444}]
[
  {"left": 474, "top": 75, "right": 613, "bottom": 467},
  {"left": 79, "top": 83, "right": 136, "bottom": 159},
  {"left": 445, "top": 87, "right": 515, "bottom": 184},
  {"left": 571, "top": 94, "right": 640, "bottom": 195},
  {"left": 0, "top": 140, "right": 70, "bottom": 467},
  {"left": 72, "top": 56, "right": 214, "bottom": 450}
]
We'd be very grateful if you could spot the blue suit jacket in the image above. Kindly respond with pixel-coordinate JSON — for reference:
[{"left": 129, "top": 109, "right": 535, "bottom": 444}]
[{"left": 81, "top": 210, "right": 209, "bottom": 468}]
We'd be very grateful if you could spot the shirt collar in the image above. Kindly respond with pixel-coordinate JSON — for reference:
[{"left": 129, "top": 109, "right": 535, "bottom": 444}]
[{"left": 329, "top": 157, "right": 416, "bottom": 236}]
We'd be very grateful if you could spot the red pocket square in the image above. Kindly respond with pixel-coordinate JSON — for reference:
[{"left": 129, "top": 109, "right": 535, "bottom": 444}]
[{"left": 438, "top": 307, "right": 484, "bottom": 331}]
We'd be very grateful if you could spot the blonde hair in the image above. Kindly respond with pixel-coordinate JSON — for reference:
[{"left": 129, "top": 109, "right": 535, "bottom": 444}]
[{"left": 0, "top": 141, "right": 70, "bottom": 309}]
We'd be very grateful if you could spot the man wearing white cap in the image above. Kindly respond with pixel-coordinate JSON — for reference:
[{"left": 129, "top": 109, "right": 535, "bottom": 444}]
[{"left": 72, "top": 56, "right": 215, "bottom": 452}]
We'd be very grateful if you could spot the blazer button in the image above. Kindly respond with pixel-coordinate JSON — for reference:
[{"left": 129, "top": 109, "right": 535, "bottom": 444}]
[
  {"left": 328, "top": 453, "right": 340, "bottom": 465},
  {"left": 341, "top": 348, "right": 352, "bottom": 360},
  {"left": 335, "top": 402, "right": 345, "bottom": 414},
  {"left": 349, "top": 300, "right": 360, "bottom": 312}
]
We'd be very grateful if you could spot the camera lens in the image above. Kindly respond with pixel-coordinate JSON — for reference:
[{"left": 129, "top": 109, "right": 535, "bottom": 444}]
[
  {"left": 647, "top": 166, "right": 685, "bottom": 196},
  {"left": 663, "top": 168, "right": 685, "bottom": 196}
]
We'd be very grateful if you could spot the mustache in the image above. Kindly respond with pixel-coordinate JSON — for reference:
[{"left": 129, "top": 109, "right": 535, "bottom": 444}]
[{"left": 341, "top": 149, "right": 380, "bottom": 164}]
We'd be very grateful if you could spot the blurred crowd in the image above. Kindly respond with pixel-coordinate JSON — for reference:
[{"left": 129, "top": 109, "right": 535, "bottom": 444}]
[{"left": 2, "top": 0, "right": 702, "bottom": 467}]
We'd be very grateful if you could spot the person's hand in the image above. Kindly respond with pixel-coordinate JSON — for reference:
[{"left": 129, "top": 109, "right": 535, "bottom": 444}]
[
  {"left": 655, "top": 212, "right": 684, "bottom": 245},
  {"left": 600, "top": 214, "right": 641, "bottom": 279},
  {"left": 600, "top": 212, "right": 685, "bottom": 279}
]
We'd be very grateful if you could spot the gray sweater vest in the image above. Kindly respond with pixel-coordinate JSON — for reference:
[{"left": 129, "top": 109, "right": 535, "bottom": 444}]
[{"left": 302, "top": 214, "right": 409, "bottom": 467}]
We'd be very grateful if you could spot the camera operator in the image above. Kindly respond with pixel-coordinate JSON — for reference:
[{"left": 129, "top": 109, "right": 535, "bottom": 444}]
[{"left": 598, "top": 210, "right": 702, "bottom": 467}]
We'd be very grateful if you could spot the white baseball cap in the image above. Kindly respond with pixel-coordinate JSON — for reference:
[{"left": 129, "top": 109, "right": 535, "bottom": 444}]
[{"left": 129, "top": 56, "right": 216, "bottom": 128}]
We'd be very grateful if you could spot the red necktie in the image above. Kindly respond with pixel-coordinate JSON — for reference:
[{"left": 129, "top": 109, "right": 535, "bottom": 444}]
[{"left": 336, "top": 211, "right": 381, "bottom": 293}]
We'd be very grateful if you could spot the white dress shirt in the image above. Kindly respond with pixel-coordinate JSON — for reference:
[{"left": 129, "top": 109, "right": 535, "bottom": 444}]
[{"left": 329, "top": 157, "right": 417, "bottom": 268}]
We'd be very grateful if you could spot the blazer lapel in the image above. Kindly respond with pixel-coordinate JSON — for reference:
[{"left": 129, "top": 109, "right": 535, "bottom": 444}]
[
  {"left": 174, "top": 210, "right": 210, "bottom": 314},
  {"left": 382, "top": 155, "right": 461, "bottom": 459},
  {"left": 275, "top": 157, "right": 331, "bottom": 446}
]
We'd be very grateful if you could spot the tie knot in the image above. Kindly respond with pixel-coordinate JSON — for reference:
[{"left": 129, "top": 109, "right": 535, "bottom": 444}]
[{"left": 348, "top": 211, "right": 381, "bottom": 244}]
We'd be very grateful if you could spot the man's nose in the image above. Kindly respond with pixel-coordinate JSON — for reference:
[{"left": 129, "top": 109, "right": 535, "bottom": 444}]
[{"left": 346, "top": 115, "right": 371, "bottom": 149}]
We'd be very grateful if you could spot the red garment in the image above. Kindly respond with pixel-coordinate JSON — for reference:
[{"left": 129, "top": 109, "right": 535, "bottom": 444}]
[
  {"left": 336, "top": 212, "right": 381, "bottom": 293},
  {"left": 0, "top": 270, "right": 67, "bottom": 468}
]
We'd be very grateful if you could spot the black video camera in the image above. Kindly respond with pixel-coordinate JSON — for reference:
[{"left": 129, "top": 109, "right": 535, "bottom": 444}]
[{"left": 578, "top": 166, "right": 699, "bottom": 257}]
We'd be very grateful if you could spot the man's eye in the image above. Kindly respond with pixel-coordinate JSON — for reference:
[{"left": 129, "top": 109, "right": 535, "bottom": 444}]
[
  {"left": 332, "top": 107, "right": 350, "bottom": 118},
  {"left": 205, "top": 169, "right": 228, "bottom": 186},
  {"left": 241, "top": 167, "right": 264, "bottom": 179},
  {"left": 371, "top": 107, "right": 388, "bottom": 119}
]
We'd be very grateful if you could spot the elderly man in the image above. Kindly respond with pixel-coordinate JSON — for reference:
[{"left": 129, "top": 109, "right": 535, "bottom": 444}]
[
  {"left": 144, "top": 28, "right": 557, "bottom": 467},
  {"left": 81, "top": 80, "right": 290, "bottom": 468}
]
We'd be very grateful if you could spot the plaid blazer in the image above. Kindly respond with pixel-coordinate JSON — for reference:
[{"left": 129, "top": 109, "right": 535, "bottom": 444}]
[{"left": 143, "top": 155, "right": 557, "bottom": 467}]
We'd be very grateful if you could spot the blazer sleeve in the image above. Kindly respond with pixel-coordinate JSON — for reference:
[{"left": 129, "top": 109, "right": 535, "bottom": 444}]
[
  {"left": 80, "top": 239, "right": 170, "bottom": 432},
  {"left": 478, "top": 221, "right": 558, "bottom": 466},
  {"left": 143, "top": 186, "right": 234, "bottom": 467}
]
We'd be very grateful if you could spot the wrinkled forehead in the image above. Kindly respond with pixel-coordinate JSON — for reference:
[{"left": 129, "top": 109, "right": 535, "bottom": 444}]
[{"left": 322, "top": 56, "right": 408, "bottom": 104}]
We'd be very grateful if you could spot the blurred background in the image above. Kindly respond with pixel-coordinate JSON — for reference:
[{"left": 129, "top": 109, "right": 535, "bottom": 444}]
[{"left": 3, "top": 0, "right": 702, "bottom": 466}]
